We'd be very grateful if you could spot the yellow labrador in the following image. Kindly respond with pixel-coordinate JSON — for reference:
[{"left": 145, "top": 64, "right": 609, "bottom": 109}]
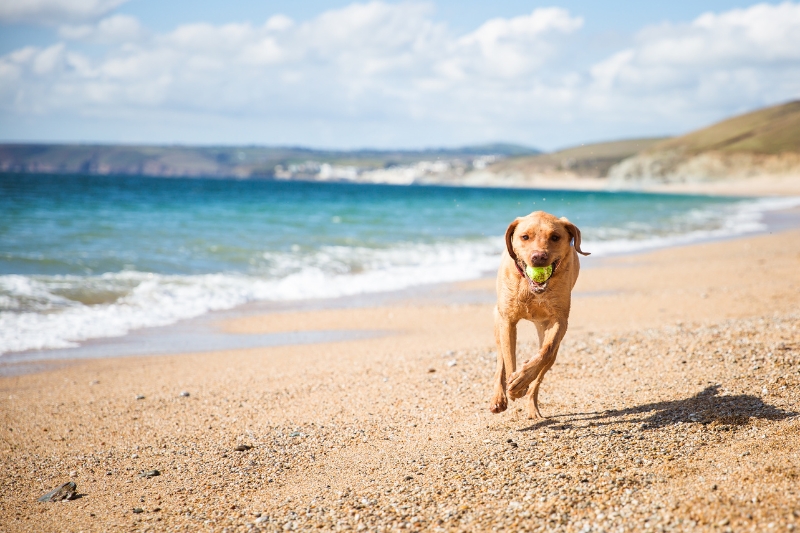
[{"left": 489, "top": 211, "right": 589, "bottom": 418}]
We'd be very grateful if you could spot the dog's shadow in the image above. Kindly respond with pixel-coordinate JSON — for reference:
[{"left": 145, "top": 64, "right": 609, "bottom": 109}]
[{"left": 520, "top": 385, "right": 796, "bottom": 432}]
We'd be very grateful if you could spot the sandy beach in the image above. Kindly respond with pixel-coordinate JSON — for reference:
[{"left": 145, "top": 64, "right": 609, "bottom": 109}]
[{"left": 2, "top": 228, "right": 800, "bottom": 532}]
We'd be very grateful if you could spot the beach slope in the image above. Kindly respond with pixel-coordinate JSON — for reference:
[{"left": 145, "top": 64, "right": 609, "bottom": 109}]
[{"left": 1, "top": 230, "right": 799, "bottom": 532}]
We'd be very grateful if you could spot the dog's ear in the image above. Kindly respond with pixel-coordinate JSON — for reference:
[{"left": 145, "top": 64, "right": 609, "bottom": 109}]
[
  {"left": 505, "top": 218, "right": 521, "bottom": 263},
  {"left": 559, "top": 217, "right": 590, "bottom": 256}
]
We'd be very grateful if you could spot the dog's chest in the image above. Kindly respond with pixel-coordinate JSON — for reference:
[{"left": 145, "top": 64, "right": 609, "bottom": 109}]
[{"left": 511, "top": 289, "right": 557, "bottom": 321}]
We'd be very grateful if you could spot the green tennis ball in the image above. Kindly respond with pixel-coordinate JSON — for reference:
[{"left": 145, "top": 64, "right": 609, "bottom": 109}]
[{"left": 526, "top": 264, "right": 553, "bottom": 283}]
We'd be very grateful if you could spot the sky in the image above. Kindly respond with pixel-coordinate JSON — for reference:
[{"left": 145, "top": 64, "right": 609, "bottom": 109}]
[{"left": 1, "top": 0, "right": 799, "bottom": 151}]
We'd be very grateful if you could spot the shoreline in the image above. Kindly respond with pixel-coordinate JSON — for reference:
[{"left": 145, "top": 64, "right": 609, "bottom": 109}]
[
  {"left": 4, "top": 168, "right": 800, "bottom": 197},
  {"left": 3, "top": 200, "right": 799, "bottom": 373},
  {"left": 1, "top": 227, "right": 799, "bottom": 532},
  {"left": 419, "top": 172, "right": 800, "bottom": 197}
]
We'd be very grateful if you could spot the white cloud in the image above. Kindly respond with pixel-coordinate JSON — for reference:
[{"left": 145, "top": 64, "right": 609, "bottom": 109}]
[
  {"left": 58, "top": 14, "right": 143, "bottom": 43},
  {"left": 0, "top": 1, "right": 799, "bottom": 148},
  {"left": 587, "top": 2, "right": 800, "bottom": 117},
  {"left": 0, "top": 0, "right": 129, "bottom": 25},
  {"left": 453, "top": 8, "right": 583, "bottom": 78}
]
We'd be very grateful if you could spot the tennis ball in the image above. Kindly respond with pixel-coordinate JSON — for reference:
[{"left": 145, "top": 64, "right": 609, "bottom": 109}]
[{"left": 526, "top": 264, "right": 553, "bottom": 283}]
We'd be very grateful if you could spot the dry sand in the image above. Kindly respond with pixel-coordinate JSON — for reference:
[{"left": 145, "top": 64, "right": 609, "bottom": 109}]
[{"left": 2, "top": 230, "right": 800, "bottom": 532}]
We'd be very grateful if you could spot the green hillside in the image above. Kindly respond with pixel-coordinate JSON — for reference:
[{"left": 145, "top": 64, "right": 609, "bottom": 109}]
[{"left": 647, "top": 100, "right": 800, "bottom": 156}]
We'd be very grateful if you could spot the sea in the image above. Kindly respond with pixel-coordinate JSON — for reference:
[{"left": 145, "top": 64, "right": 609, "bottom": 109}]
[{"left": 2, "top": 173, "right": 798, "bottom": 357}]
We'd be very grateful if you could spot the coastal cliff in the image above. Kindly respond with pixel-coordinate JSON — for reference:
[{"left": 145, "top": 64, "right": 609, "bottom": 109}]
[{"left": 607, "top": 101, "right": 800, "bottom": 190}]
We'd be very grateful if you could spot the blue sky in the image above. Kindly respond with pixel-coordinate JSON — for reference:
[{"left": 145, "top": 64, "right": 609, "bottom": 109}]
[{"left": 1, "top": 1, "right": 798, "bottom": 150}]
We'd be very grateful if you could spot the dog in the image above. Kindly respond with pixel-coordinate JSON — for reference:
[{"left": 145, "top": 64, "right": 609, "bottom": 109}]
[{"left": 489, "top": 211, "right": 589, "bottom": 418}]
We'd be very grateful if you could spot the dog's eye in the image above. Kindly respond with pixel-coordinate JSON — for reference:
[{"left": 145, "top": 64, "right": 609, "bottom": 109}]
[
  {"left": 550, "top": 234, "right": 561, "bottom": 242},
  {"left": 520, "top": 235, "right": 529, "bottom": 241}
]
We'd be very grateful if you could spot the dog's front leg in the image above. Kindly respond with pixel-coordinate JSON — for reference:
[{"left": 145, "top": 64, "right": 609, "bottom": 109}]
[
  {"left": 507, "top": 320, "right": 565, "bottom": 401},
  {"left": 489, "top": 308, "right": 517, "bottom": 413}
]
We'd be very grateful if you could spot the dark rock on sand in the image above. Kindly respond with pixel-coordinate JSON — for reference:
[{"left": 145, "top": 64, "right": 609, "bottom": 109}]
[{"left": 38, "top": 482, "right": 77, "bottom": 502}]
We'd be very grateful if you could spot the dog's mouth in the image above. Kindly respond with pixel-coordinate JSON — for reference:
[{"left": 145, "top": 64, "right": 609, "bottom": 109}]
[{"left": 524, "top": 259, "right": 560, "bottom": 294}]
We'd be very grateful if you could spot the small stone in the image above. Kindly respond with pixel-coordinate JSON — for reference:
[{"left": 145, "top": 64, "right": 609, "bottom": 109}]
[
  {"left": 404, "top": 475, "right": 414, "bottom": 481},
  {"left": 255, "top": 515, "right": 269, "bottom": 524},
  {"left": 427, "top": 368, "right": 436, "bottom": 373},
  {"left": 447, "top": 360, "right": 457, "bottom": 367},
  {"left": 717, "top": 518, "right": 730, "bottom": 526},
  {"left": 234, "top": 445, "right": 252, "bottom": 452},
  {"left": 69, "top": 471, "right": 77, "bottom": 477},
  {"left": 139, "top": 470, "right": 160, "bottom": 478},
  {"left": 133, "top": 508, "right": 144, "bottom": 514},
  {"left": 135, "top": 395, "right": 145, "bottom": 400},
  {"left": 180, "top": 391, "right": 190, "bottom": 397},
  {"left": 38, "top": 482, "right": 78, "bottom": 502}
]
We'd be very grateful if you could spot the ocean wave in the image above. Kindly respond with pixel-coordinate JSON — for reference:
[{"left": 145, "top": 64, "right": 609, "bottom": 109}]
[
  {"left": 0, "top": 239, "right": 503, "bottom": 354},
  {"left": 587, "top": 196, "right": 800, "bottom": 256},
  {"left": 1, "top": 195, "right": 797, "bottom": 356}
]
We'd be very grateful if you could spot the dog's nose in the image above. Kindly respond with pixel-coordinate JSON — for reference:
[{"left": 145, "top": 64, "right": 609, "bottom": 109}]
[{"left": 530, "top": 251, "right": 549, "bottom": 266}]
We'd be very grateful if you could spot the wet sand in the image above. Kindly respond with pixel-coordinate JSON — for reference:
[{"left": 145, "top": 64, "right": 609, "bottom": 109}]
[{"left": 1, "top": 230, "right": 799, "bottom": 532}]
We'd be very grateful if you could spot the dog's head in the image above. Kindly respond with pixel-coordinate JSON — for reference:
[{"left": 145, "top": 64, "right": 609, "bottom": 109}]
[{"left": 505, "top": 211, "right": 589, "bottom": 293}]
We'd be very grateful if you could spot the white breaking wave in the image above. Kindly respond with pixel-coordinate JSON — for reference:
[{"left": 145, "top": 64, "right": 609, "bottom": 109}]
[
  {"left": 1, "top": 195, "right": 798, "bottom": 355},
  {"left": 0, "top": 239, "right": 503, "bottom": 354},
  {"left": 587, "top": 195, "right": 800, "bottom": 256}
]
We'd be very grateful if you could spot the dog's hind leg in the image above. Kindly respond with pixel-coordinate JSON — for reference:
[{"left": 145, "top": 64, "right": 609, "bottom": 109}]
[
  {"left": 507, "top": 320, "right": 565, "bottom": 401},
  {"left": 526, "top": 355, "right": 558, "bottom": 419}
]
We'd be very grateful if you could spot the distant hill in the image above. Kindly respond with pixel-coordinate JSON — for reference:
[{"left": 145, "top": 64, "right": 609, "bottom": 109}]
[
  {"left": 608, "top": 101, "right": 800, "bottom": 187},
  {"left": 646, "top": 100, "right": 800, "bottom": 156},
  {"left": 485, "top": 137, "right": 667, "bottom": 179},
  {"left": 0, "top": 143, "right": 539, "bottom": 179}
]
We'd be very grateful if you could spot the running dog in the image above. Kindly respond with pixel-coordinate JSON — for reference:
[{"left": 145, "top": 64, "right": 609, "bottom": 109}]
[{"left": 489, "top": 211, "right": 589, "bottom": 418}]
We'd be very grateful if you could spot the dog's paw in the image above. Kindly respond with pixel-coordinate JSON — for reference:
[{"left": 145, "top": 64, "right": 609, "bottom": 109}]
[
  {"left": 489, "top": 394, "right": 507, "bottom": 414},
  {"left": 507, "top": 370, "right": 535, "bottom": 400},
  {"left": 526, "top": 404, "right": 546, "bottom": 420}
]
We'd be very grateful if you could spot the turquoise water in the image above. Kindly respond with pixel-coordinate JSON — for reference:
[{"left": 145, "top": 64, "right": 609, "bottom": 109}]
[{"left": 1, "top": 173, "right": 795, "bottom": 354}]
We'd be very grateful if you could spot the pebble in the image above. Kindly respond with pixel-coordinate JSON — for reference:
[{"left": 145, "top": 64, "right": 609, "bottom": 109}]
[
  {"left": 38, "top": 482, "right": 77, "bottom": 502},
  {"left": 139, "top": 470, "right": 161, "bottom": 478},
  {"left": 135, "top": 395, "right": 145, "bottom": 400},
  {"left": 133, "top": 508, "right": 144, "bottom": 514},
  {"left": 234, "top": 445, "right": 252, "bottom": 452},
  {"left": 180, "top": 391, "right": 190, "bottom": 397}
]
